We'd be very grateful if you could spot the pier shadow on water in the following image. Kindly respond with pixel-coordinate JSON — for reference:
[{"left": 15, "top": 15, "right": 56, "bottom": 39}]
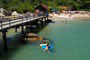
[
  {"left": 0, "top": 33, "right": 28, "bottom": 60},
  {"left": 0, "top": 19, "right": 53, "bottom": 60}
]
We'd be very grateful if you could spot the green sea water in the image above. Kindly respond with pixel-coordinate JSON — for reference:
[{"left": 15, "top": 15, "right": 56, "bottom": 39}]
[{"left": 0, "top": 20, "right": 90, "bottom": 60}]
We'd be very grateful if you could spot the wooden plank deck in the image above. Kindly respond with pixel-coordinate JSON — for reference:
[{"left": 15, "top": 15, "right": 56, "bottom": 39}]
[{"left": 0, "top": 16, "right": 46, "bottom": 31}]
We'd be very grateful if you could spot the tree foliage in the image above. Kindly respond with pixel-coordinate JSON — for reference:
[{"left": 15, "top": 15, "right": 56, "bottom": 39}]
[{"left": 0, "top": 0, "right": 90, "bottom": 13}]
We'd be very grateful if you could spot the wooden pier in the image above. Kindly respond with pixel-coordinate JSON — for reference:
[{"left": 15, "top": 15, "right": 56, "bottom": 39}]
[{"left": 0, "top": 16, "right": 48, "bottom": 51}]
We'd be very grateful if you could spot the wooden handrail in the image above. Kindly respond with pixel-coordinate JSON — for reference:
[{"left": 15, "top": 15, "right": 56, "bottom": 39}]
[{"left": 0, "top": 16, "right": 47, "bottom": 31}]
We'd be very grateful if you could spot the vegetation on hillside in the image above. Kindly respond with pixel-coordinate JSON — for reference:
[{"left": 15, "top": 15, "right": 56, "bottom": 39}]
[{"left": 0, "top": 0, "right": 90, "bottom": 13}]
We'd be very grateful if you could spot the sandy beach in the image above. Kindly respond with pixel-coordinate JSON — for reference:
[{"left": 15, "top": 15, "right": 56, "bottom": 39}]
[{"left": 49, "top": 11, "right": 90, "bottom": 21}]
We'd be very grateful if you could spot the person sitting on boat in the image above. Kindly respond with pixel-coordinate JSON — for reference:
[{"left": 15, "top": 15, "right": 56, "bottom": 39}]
[{"left": 45, "top": 43, "right": 50, "bottom": 53}]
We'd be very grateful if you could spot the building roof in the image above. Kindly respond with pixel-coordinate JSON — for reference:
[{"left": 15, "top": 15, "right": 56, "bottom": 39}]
[{"left": 35, "top": 4, "right": 48, "bottom": 12}]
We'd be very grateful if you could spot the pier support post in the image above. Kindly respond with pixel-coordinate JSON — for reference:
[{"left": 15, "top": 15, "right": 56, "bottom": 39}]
[
  {"left": 21, "top": 25, "right": 26, "bottom": 42},
  {"left": 21, "top": 25, "right": 24, "bottom": 34},
  {"left": 30, "top": 24, "right": 33, "bottom": 32},
  {"left": 40, "top": 18, "right": 44, "bottom": 25},
  {"left": 46, "top": 16, "right": 48, "bottom": 20},
  {"left": 45, "top": 17, "right": 47, "bottom": 21},
  {"left": 15, "top": 27, "right": 17, "bottom": 33},
  {"left": 44, "top": 17, "right": 48, "bottom": 24},
  {"left": 2, "top": 30, "right": 8, "bottom": 51},
  {"left": 15, "top": 26, "right": 19, "bottom": 33},
  {"left": 43, "top": 17, "right": 46, "bottom": 23}
]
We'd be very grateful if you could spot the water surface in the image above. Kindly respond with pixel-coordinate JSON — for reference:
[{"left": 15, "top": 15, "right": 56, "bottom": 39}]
[{"left": 0, "top": 20, "right": 90, "bottom": 60}]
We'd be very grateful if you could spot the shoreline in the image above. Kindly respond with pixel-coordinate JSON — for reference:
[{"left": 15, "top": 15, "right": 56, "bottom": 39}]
[
  {"left": 49, "top": 11, "right": 90, "bottom": 21},
  {"left": 49, "top": 16, "right": 90, "bottom": 21}
]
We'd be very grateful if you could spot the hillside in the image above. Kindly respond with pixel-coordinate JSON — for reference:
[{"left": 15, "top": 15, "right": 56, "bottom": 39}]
[{"left": 0, "top": 0, "right": 90, "bottom": 12}]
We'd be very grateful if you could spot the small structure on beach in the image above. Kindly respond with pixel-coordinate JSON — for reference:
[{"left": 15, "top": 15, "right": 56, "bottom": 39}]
[
  {"left": 11, "top": 11, "right": 19, "bottom": 16},
  {"left": 0, "top": 8, "right": 6, "bottom": 17},
  {"left": 0, "top": 8, "right": 7, "bottom": 14},
  {"left": 11, "top": 11, "right": 21, "bottom": 19},
  {"left": 0, "top": 8, "right": 9, "bottom": 16},
  {"left": 34, "top": 4, "right": 48, "bottom": 16},
  {"left": 0, "top": 12, "right": 5, "bottom": 17}
]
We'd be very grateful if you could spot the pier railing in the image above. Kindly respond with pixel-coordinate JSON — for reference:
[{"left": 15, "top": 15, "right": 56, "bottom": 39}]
[{"left": 0, "top": 16, "right": 46, "bottom": 31}]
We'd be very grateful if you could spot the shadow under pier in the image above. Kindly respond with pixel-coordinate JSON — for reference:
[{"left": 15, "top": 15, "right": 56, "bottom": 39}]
[{"left": 0, "top": 18, "right": 53, "bottom": 60}]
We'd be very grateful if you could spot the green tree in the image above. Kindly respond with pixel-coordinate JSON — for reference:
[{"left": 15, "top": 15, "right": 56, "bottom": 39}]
[{"left": 0, "top": 0, "right": 90, "bottom": 13}]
